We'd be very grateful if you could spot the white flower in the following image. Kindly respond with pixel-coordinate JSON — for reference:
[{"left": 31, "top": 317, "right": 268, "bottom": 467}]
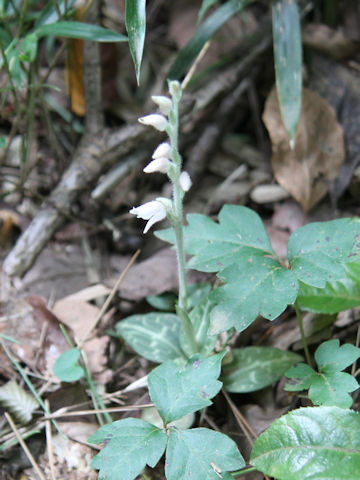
[
  {"left": 143, "top": 157, "right": 170, "bottom": 174},
  {"left": 138, "top": 114, "right": 168, "bottom": 132},
  {"left": 130, "top": 200, "right": 167, "bottom": 233},
  {"left": 151, "top": 95, "right": 172, "bottom": 116},
  {"left": 179, "top": 171, "right": 192, "bottom": 192},
  {"left": 152, "top": 142, "right": 171, "bottom": 159}
]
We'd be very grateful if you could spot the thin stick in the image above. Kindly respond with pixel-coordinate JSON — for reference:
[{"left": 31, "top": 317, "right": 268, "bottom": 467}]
[
  {"left": 181, "top": 40, "right": 211, "bottom": 90},
  {"left": 295, "top": 301, "right": 312, "bottom": 366},
  {"left": 45, "top": 403, "right": 154, "bottom": 420},
  {"left": 222, "top": 389, "right": 256, "bottom": 446},
  {"left": 45, "top": 400, "right": 56, "bottom": 480},
  {"left": 5, "top": 412, "right": 46, "bottom": 480},
  {"left": 77, "top": 249, "right": 140, "bottom": 348}
]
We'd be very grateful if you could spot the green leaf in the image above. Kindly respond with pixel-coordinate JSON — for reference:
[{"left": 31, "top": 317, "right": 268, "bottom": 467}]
[
  {"left": 146, "top": 292, "right": 177, "bottom": 311},
  {"left": 297, "top": 277, "right": 360, "bottom": 313},
  {"left": 148, "top": 352, "right": 225, "bottom": 424},
  {"left": 250, "top": 406, "right": 360, "bottom": 480},
  {"left": 285, "top": 340, "right": 360, "bottom": 408},
  {"left": 35, "top": 0, "right": 76, "bottom": 27},
  {"left": 166, "top": 427, "right": 245, "bottom": 480},
  {"left": 53, "top": 348, "right": 84, "bottom": 382},
  {"left": 198, "top": 0, "right": 219, "bottom": 22},
  {"left": 272, "top": 0, "right": 302, "bottom": 141},
  {"left": 0, "top": 381, "right": 38, "bottom": 424},
  {"left": 185, "top": 296, "right": 217, "bottom": 357},
  {"left": 168, "top": 0, "right": 253, "bottom": 80},
  {"left": 222, "top": 347, "right": 302, "bottom": 393},
  {"left": 157, "top": 205, "right": 299, "bottom": 334},
  {"left": 89, "top": 418, "right": 167, "bottom": 480},
  {"left": 187, "top": 282, "right": 212, "bottom": 309},
  {"left": 210, "top": 255, "right": 298, "bottom": 333},
  {"left": 315, "top": 338, "right": 360, "bottom": 372},
  {"left": 114, "top": 313, "right": 184, "bottom": 363},
  {"left": 288, "top": 218, "right": 360, "bottom": 288},
  {"left": 0, "top": 137, "right": 5, "bottom": 148},
  {"left": 125, "top": 0, "right": 146, "bottom": 84},
  {"left": 34, "top": 22, "right": 128, "bottom": 42}
]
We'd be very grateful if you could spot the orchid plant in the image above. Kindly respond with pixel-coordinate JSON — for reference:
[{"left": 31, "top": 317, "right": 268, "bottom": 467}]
[{"left": 88, "top": 81, "right": 360, "bottom": 480}]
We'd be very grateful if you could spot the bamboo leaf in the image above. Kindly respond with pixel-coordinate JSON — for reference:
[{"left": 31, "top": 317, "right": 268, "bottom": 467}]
[
  {"left": 272, "top": 0, "right": 302, "bottom": 142},
  {"left": 126, "top": 0, "right": 146, "bottom": 84}
]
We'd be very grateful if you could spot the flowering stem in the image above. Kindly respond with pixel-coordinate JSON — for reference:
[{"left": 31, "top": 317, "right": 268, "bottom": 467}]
[{"left": 167, "top": 92, "right": 188, "bottom": 312}]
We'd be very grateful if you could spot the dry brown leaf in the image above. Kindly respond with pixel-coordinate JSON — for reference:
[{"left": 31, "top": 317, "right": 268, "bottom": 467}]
[{"left": 263, "top": 87, "right": 344, "bottom": 211}]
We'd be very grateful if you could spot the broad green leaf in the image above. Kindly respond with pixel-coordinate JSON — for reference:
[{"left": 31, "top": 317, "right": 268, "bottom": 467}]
[
  {"left": 210, "top": 255, "right": 298, "bottom": 333},
  {"left": 148, "top": 352, "right": 225, "bottom": 424},
  {"left": 251, "top": 406, "right": 360, "bottom": 480},
  {"left": 126, "top": 0, "right": 146, "bottom": 84},
  {"left": 34, "top": 22, "right": 128, "bottom": 42},
  {"left": 114, "top": 313, "right": 184, "bottom": 363},
  {"left": 168, "top": 0, "right": 253, "bottom": 80},
  {"left": 198, "top": 0, "right": 219, "bottom": 22},
  {"left": 222, "top": 347, "right": 302, "bottom": 393},
  {"left": 166, "top": 427, "right": 245, "bottom": 480},
  {"left": 53, "top": 348, "right": 84, "bottom": 382},
  {"left": 89, "top": 418, "right": 167, "bottom": 480},
  {"left": 288, "top": 218, "right": 360, "bottom": 288},
  {"left": 0, "top": 381, "right": 38, "bottom": 424},
  {"left": 285, "top": 340, "right": 360, "bottom": 408},
  {"left": 272, "top": 0, "right": 302, "bottom": 141},
  {"left": 0, "top": 137, "right": 5, "bottom": 148}
]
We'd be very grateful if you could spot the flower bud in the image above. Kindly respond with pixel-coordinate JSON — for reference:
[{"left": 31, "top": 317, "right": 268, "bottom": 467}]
[
  {"left": 151, "top": 95, "right": 172, "bottom": 116},
  {"left": 152, "top": 142, "right": 171, "bottom": 159},
  {"left": 168, "top": 80, "right": 182, "bottom": 101},
  {"left": 179, "top": 171, "right": 192, "bottom": 192},
  {"left": 138, "top": 114, "right": 168, "bottom": 132},
  {"left": 143, "top": 157, "right": 170, "bottom": 174}
]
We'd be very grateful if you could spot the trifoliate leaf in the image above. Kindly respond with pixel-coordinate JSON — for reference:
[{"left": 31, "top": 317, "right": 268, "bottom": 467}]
[
  {"left": 148, "top": 352, "right": 225, "bottom": 424},
  {"left": 285, "top": 339, "right": 360, "bottom": 408},
  {"left": 0, "top": 381, "right": 38, "bottom": 424},
  {"left": 159, "top": 205, "right": 299, "bottom": 334},
  {"left": 222, "top": 347, "right": 302, "bottom": 393},
  {"left": 89, "top": 418, "right": 167, "bottom": 480},
  {"left": 288, "top": 218, "right": 360, "bottom": 288},
  {"left": 166, "top": 427, "right": 245, "bottom": 480},
  {"left": 114, "top": 313, "right": 185, "bottom": 363},
  {"left": 53, "top": 348, "right": 84, "bottom": 382},
  {"left": 251, "top": 406, "right": 360, "bottom": 480}
]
